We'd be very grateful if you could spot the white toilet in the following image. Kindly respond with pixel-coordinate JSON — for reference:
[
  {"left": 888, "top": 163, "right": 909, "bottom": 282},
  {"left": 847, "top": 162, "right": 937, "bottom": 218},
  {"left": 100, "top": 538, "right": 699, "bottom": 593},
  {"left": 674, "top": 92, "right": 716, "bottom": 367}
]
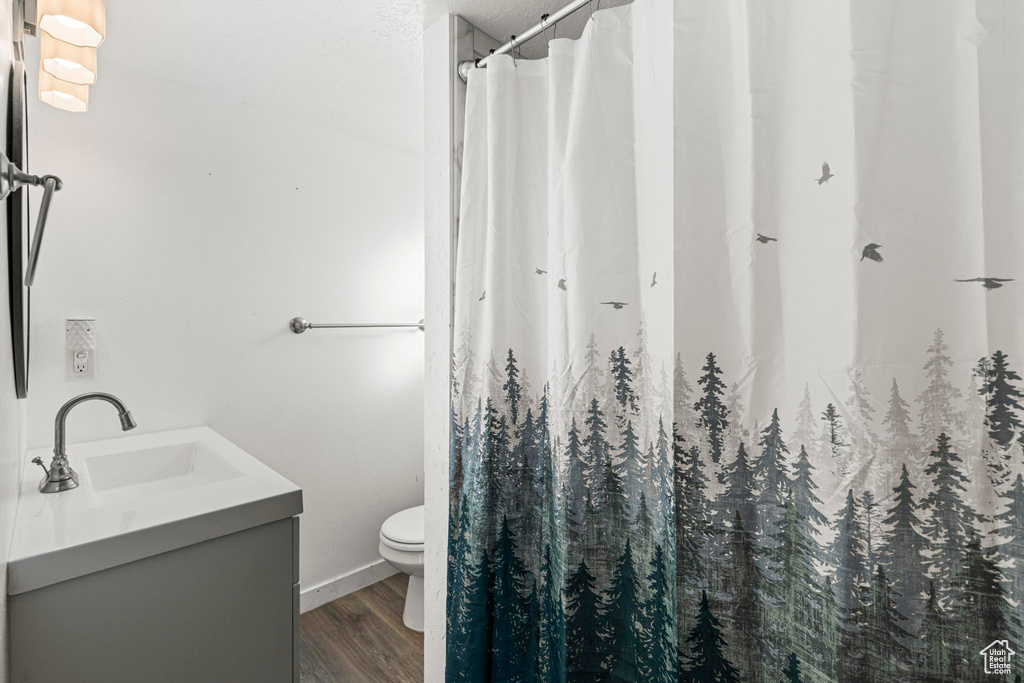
[{"left": 379, "top": 505, "right": 425, "bottom": 632}]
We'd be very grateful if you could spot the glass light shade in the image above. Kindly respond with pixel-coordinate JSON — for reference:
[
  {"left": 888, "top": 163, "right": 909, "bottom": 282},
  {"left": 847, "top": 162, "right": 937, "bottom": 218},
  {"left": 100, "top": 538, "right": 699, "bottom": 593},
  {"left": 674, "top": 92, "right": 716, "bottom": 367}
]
[
  {"left": 41, "top": 33, "right": 97, "bottom": 85},
  {"left": 38, "top": 0, "right": 106, "bottom": 48},
  {"left": 39, "top": 68, "right": 89, "bottom": 112}
]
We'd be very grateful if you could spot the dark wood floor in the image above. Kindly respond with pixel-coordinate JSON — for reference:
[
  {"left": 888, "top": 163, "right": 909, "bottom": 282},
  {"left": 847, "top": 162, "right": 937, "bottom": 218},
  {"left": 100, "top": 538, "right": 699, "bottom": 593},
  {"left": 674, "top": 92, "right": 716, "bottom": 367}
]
[{"left": 300, "top": 573, "right": 424, "bottom": 682}]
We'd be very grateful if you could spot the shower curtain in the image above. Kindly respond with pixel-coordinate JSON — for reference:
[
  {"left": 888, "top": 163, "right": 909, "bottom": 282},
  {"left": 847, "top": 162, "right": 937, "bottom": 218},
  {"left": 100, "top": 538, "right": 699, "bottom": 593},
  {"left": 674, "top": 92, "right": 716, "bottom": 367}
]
[{"left": 447, "top": 1, "right": 1023, "bottom": 681}]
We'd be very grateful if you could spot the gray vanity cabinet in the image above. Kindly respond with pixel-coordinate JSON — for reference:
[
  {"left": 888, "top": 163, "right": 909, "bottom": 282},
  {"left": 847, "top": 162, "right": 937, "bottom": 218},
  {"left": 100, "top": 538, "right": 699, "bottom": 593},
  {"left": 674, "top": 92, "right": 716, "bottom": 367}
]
[{"left": 10, "top": 516, "right": 301, "bottom": 683}]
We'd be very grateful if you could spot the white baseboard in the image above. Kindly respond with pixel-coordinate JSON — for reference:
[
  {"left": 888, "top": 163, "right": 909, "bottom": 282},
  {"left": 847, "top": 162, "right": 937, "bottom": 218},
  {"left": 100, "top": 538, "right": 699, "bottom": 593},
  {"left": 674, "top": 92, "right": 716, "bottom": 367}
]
[{"left": 299, "top": 558, "right": 399, "bottom": 614}]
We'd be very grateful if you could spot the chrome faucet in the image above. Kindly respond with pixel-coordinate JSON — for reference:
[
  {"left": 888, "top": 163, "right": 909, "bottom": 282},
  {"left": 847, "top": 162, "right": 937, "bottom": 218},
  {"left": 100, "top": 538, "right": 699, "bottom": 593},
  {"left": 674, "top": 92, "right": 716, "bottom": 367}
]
[{"left": 32, "top": 392, "right": 137, "bottom": 493}]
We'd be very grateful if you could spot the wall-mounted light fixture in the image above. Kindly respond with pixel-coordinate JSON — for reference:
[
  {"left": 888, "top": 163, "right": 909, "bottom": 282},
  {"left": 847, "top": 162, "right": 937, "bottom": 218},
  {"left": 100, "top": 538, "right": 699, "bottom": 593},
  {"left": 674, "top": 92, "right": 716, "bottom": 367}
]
[
  {"left": 38, "top": 66, "right": 88, "bottom": 112},
  {"left": 40, "top": 32, "right": 97, "bottom": 85},
  {"left": 37, "top": 0, "right": 105, "bottom": 47},
  {"left": 16, "top": 0, "right": 106, "bottom": 112}
]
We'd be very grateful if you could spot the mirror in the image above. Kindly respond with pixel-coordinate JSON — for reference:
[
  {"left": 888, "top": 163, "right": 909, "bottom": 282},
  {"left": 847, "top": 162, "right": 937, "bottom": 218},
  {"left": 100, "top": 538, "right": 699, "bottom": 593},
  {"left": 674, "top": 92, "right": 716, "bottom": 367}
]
[{"left": 6, "top": 59, "right": 29, "bottom": 398}]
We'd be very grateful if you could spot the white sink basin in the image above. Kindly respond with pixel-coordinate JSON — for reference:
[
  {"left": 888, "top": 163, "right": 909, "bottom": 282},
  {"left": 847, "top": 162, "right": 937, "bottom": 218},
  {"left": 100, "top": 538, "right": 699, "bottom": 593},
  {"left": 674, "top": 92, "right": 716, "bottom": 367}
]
[
  {"left": 9, "top": 427, "right": 302, "bottom": 596},
  {"left": 85, "top": 442, "right": 242, "bottom": 506}
]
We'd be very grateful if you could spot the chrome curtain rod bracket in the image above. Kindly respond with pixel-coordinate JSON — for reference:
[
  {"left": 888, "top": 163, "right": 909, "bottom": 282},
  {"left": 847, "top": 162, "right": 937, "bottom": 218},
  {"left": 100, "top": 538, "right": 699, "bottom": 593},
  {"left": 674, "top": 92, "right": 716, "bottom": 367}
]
[
  {"left": 289, "top": 317, "right": 425, "bottom": 334},
  {"left": 457, "top": 0, "right": 594, "bottom": 82}
]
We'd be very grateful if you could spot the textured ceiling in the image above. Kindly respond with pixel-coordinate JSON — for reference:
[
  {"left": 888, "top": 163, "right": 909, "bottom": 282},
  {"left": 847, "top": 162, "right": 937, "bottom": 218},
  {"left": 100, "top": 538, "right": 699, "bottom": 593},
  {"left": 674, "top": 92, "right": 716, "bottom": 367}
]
[
  {"left": 99, "top": 0, "right": 424, "bottom": 154},
  {"left": 424, "top": 0, "right": 633, "bottom": 58}
]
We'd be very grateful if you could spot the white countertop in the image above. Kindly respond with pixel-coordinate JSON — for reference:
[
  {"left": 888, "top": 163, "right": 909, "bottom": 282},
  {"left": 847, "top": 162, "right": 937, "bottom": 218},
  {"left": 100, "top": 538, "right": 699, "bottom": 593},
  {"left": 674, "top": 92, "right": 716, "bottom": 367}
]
[{"left": 8, "top": 426, "right": 302, "bottom": 595}]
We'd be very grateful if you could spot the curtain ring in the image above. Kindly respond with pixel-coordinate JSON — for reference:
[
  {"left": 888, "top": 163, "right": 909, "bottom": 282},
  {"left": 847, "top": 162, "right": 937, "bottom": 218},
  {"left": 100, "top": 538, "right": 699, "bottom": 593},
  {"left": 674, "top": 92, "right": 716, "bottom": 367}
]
[{"left": 541, "top": 13, "right": 555, "bottom": 46}]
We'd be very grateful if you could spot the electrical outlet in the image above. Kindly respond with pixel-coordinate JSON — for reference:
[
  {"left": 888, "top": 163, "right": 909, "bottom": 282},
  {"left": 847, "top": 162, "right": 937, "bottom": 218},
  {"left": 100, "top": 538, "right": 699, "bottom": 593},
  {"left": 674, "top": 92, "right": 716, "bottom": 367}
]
[
  {"left": 66, "top": 318, "right": 97, "bottom": 380},
  {"left": 73, "top": 351, "right": 90, "bottom": 375}
]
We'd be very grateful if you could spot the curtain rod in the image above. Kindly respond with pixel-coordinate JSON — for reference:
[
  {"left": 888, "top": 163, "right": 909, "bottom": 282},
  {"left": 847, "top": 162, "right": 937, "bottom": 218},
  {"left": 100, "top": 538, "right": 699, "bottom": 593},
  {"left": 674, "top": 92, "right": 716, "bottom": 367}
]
[{"left": 457, "top": 0, "right": 594, "bottom": 82}]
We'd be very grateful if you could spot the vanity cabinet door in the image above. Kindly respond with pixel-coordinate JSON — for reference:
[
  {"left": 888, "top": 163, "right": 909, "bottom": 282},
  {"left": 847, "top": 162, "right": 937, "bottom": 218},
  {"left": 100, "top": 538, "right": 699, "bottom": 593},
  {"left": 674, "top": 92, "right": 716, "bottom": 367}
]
[{"left": 11, "top": 518, "right": 296, "bottom": 683}]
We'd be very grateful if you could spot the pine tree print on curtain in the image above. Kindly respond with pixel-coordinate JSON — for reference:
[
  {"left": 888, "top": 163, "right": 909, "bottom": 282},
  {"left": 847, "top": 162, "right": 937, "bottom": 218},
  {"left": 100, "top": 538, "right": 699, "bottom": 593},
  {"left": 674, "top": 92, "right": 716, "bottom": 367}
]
[{"left": 447, "top": 338, "right": 1024, "bottom": 681}]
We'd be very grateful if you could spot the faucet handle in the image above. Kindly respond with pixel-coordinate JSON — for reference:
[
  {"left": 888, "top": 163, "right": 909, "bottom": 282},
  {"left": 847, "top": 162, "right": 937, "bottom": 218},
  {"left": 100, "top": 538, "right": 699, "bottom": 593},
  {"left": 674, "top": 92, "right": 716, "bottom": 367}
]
[{"left": 31, "top": 457, "right": 49, "bottom": 478}]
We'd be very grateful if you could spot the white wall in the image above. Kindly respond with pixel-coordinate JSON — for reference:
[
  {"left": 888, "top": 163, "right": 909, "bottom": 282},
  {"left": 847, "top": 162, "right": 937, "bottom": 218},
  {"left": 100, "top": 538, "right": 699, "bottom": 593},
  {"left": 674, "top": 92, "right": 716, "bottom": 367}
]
[
  {"left": 422, "top": 16, "right": 500, "bottom": 680},
  {"left": 0, "top": 3, "right": 28, "bottom": 680},
  {"left": 23, "top": 49, "right": 425, "bottom": 604},
  {"left": 423, "top": 15, "right": 456, "bottom": 682},
  {"left": 422, "top": 13, "right": 496, "bottom": 680}
]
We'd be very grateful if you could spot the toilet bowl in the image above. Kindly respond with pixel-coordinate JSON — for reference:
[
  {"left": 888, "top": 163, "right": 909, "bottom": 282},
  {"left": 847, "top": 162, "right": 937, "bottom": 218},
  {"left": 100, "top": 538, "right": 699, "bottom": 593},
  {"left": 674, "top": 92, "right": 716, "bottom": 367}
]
[{"left": 379, "top": 505, "right": 425, "bottom": 632}]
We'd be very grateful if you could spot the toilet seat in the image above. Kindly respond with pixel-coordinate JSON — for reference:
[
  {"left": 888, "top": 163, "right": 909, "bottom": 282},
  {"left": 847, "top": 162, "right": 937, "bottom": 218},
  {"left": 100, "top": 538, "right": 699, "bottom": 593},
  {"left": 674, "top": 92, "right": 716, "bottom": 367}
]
[
  {"left": 380, "top": 505, "right": 424, "bottom": 551},
  {"left": 379, "top": 535, "right": 424, "bottom": 552}
]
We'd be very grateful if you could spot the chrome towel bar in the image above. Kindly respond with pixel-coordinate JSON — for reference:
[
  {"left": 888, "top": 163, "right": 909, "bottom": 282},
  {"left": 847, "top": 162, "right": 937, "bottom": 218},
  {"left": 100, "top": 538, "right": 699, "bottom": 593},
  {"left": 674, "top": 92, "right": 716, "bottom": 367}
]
[
  {"left": 0, "top": 150, "right": 63, "bottom": 287},
  {"left": 289, "top": 317, "right": 425, "bottom": 334}
]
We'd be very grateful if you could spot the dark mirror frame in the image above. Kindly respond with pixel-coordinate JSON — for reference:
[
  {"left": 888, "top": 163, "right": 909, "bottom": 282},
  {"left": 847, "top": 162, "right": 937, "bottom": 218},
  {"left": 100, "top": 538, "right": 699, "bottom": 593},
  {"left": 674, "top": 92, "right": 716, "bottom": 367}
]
[{"left": 6, "top": 59, "right": 29, "bottom": 399}]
